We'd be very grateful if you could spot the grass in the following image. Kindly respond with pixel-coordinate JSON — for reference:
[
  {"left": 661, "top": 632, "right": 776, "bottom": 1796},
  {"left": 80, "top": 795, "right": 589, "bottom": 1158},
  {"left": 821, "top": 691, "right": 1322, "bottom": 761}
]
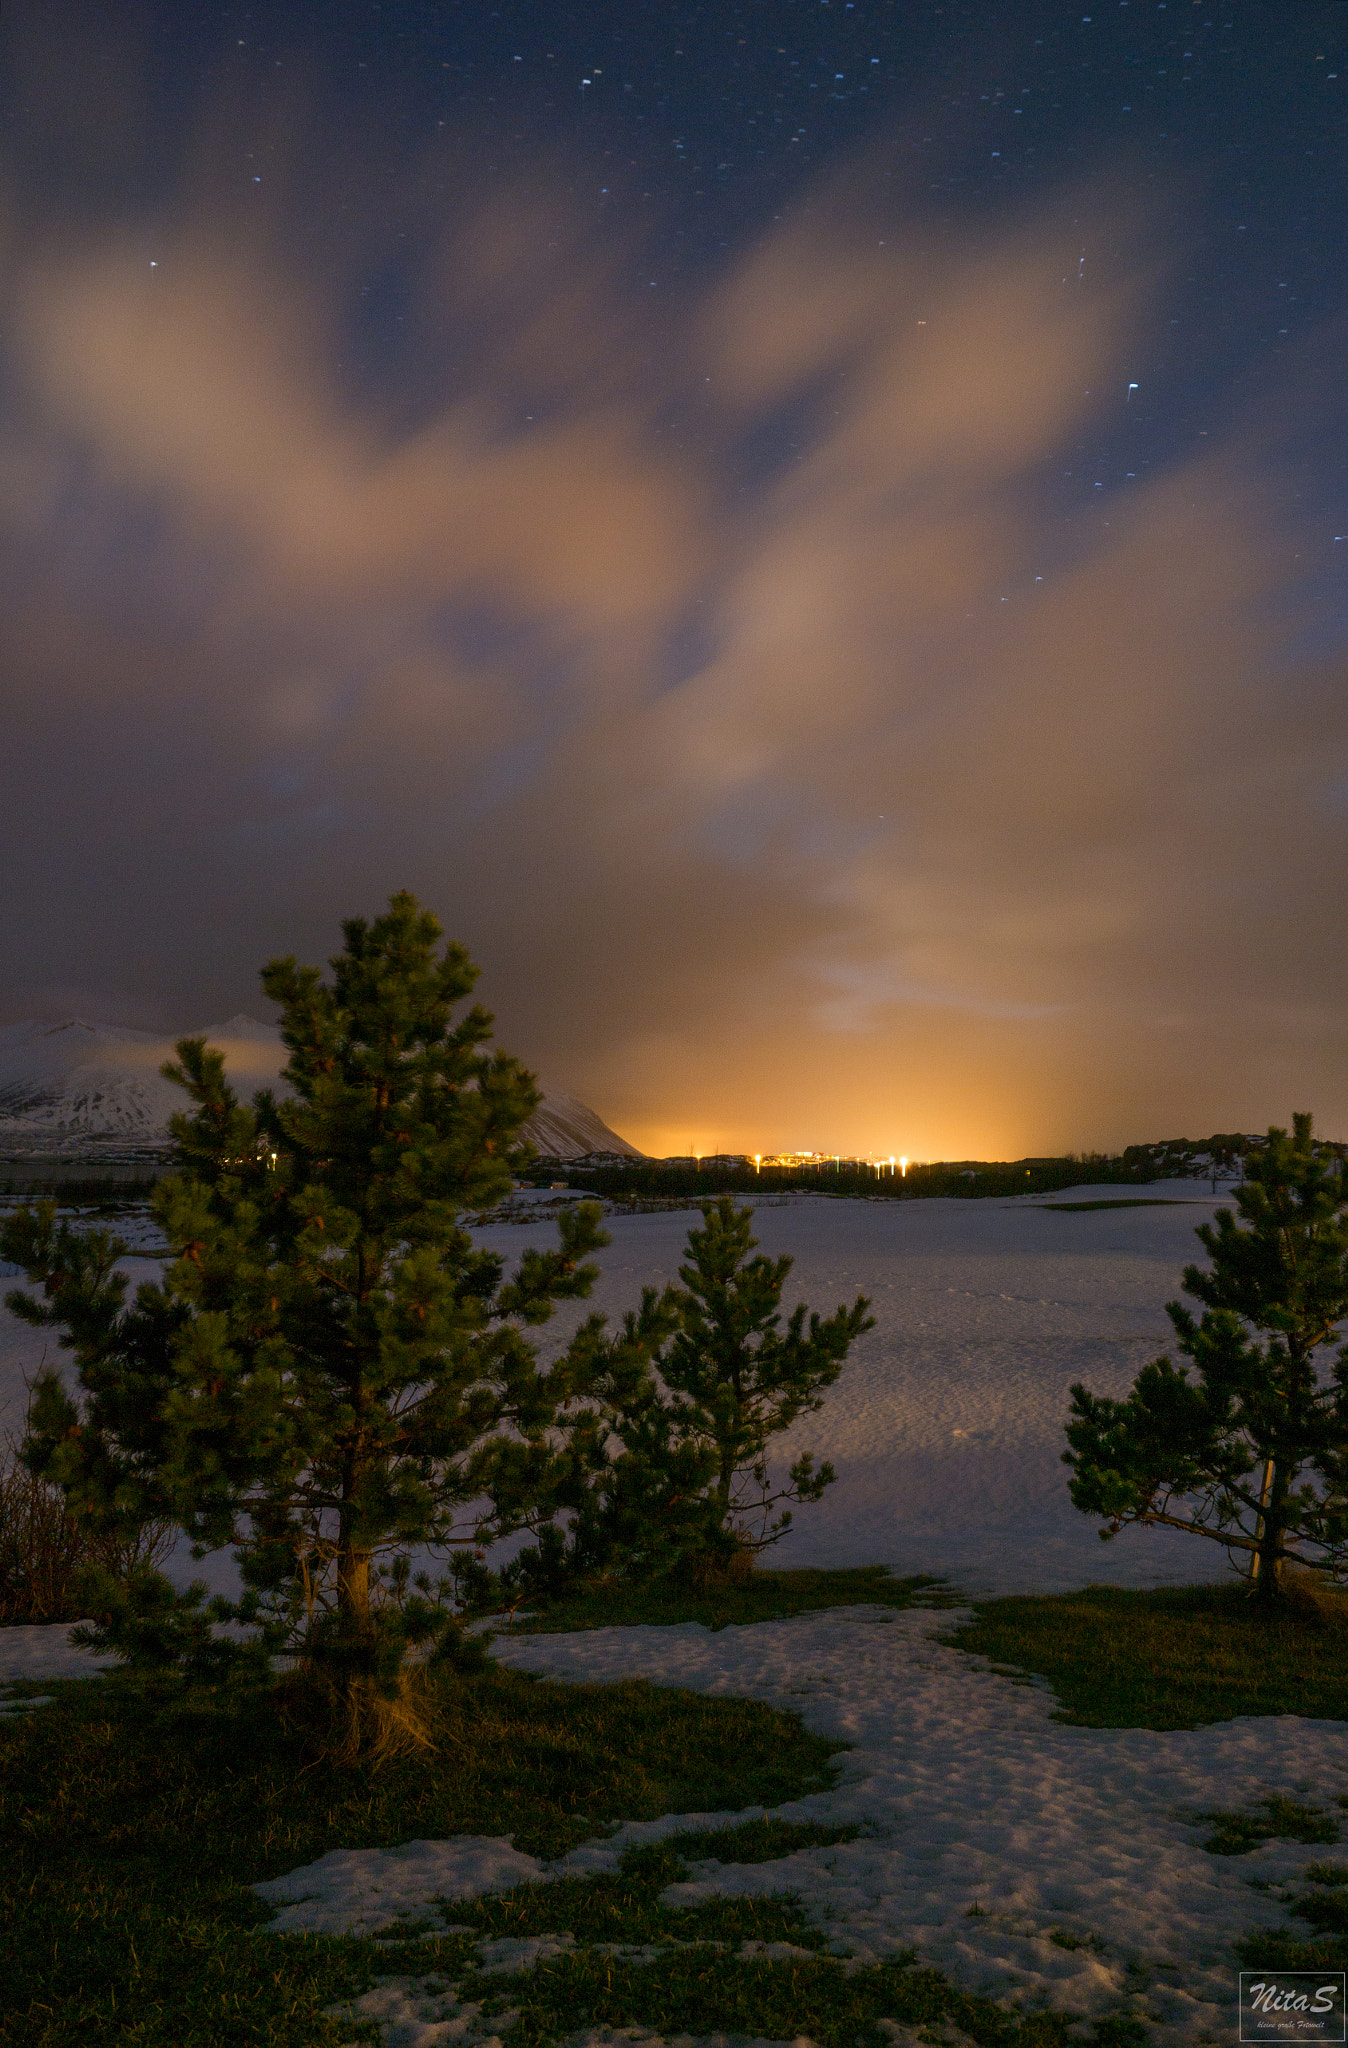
[
  {"left": 0, "top": 1660, "right": 841, "bottom": 2047},
  {"left": 450, "top": 1946, "right": 1148, "bottom": 2048},
  {"left": 391, "top": 1830, "right": 848, "bottom": 1950},
  {"left": 942, "top": 1582, "right": 1348, "bottom": 1729},
  {"left": 0, "top": 1575, "right": 1139, "bottom": 2048},
  {"left": 1238, "top": 1855, "right": 1348, "bottom": 1974},
  {"left": 26, "top": 1564, "right": 1342, "bottom": 2043},
  {"left": 1197, "top": 1797, "right": 1338, "bottom": 1856},
  {"left": 332, "top": 1822, "right": 1145, "bottom": 2048},
  {"left": 654, "top": 1814, "right": 865, "bottom": 1863},
  {"left": 509, "top": 1562, "right": 956, "bottom": 1634}
]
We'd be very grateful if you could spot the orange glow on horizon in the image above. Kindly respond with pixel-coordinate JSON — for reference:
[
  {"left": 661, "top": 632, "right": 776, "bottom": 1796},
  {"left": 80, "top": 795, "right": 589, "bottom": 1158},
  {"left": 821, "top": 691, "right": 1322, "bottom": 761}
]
[{"left": 617, "top": 1094, "right": 1051, "bottom": 1166}]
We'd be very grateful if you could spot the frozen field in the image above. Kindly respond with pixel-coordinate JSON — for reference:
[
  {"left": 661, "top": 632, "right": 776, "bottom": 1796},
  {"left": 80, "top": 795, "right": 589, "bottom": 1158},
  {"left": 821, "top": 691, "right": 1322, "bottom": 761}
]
[
  {"left": 478, "top": 1182, "right": 1238, "bottom": 1598},
  {"left": 0, "top": 1182, "right": 1233, "bottom": 1596}
]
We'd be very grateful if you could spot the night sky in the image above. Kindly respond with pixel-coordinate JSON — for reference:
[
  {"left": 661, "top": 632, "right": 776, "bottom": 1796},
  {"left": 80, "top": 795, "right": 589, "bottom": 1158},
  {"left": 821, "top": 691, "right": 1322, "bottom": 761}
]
[{"left": 2, "top": 0, "right": 1346, "bottom": 1158}]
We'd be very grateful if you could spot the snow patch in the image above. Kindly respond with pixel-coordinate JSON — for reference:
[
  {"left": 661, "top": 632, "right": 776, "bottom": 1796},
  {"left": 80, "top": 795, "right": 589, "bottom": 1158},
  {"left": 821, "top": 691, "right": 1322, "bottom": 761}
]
[
  {"left": 254, "top": 1838, "right": 550, "bottom": 1937},
  {"left": 0, "top": 1623, "right": 117, "bottom": 1681},
  {"left": 328, "top": 1970, "right": 820, "bottom": 2048},
  {"left": 260, "top": 1606, "right": 1348, "bottom": 2044}
]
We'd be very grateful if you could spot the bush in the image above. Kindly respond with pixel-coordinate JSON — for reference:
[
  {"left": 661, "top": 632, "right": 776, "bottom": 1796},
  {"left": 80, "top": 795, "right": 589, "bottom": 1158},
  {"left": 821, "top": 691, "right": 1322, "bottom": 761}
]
[{"left": 0, "top": 1431, "right": 173, "bottom": 1625}]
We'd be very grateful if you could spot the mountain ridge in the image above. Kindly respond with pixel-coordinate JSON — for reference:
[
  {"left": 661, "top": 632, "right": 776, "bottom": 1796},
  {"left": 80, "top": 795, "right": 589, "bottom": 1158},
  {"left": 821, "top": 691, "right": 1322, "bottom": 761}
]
[{"left": 0, "top": 1017, "right": 641, "bottom": 1161}]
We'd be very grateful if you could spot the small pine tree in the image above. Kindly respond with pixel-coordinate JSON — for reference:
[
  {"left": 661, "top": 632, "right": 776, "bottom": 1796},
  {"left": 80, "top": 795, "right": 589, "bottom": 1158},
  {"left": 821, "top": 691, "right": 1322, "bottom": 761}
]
[
  {"left": 579, "top": 1199, "right": 874, "bottom": 1580},
  {"left": 499, "top": 1284, "right": 717, "bottom": 1602},
  {"left": 1, "top": 894, "right": 613, "bottom": 1748},
  {"left": 1064, "top": 1114, "right": 1348, "bottom": 1602}
]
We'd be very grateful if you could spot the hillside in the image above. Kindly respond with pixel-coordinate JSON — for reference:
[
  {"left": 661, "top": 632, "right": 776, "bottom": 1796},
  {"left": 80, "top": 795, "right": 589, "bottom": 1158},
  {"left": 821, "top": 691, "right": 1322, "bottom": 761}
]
[{"left": 0, "top": 1018, "right": 641, "bottom": 1161}]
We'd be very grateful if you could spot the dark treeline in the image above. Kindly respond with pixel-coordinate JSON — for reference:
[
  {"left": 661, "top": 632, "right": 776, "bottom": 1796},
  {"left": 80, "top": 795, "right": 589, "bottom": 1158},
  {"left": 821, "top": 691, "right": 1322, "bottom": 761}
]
[
  {"left": 10, "top": 1131, "right": 1346, "bottom": 1211},
  {"left": 540, "top": 1153, "right": 1163, "bottom": 1203},
  {"left": 0, "top": 1176, "right": 161, "bottom": 1206},
  {"left": 3, "top": 1160, "right": 1147, "bottom": 1207},
  {"left": 540, "top": 1128, "right": 1348, "bottom": 1202}
]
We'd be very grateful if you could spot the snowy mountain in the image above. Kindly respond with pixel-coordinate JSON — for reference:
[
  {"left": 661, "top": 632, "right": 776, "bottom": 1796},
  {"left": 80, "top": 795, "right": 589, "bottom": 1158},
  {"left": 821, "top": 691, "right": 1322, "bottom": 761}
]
[
  {"left": 521, "top": 1086, "right": 643, "bottom": 1161},
  {"left": 0, "top": 1018, "right": 641, "bottom": 1161},
  {"left": 0, "top": 1017, "right": 283, "bottom": 1157}
]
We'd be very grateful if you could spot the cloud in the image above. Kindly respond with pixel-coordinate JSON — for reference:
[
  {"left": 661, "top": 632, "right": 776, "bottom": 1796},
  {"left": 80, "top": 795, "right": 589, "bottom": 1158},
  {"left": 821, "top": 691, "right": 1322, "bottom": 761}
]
[{"left": 0, "top": 77, "right": 1344, "bottom": 1160}]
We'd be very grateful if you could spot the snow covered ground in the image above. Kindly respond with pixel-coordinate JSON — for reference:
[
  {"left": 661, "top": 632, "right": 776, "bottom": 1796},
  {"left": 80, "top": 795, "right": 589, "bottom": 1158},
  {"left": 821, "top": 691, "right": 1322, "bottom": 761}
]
[
  {"left": 9, "top": 1590, "right": 1330, "bottom": 2042},
  {"left": 2, "top": 1181, "right": 1233, "bottom": 1592},
  {"left": 476, "top": 1181, "right": 1240, "bottom": 1598},
  {"left": 263, "top": 1603, "right": 1343, "bottom": 2044},
  {"left": 7, "top": 1182, "right": 1302, "bottom": 2045}
]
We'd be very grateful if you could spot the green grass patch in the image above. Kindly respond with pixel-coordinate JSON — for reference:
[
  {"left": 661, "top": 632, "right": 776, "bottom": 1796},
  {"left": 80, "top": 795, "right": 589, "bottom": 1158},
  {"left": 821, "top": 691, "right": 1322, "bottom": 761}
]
[
  {"left": 395, "top": 1834, "right": 839, "bottom": 1951},
  {"left": 0, "top": 1676, "right": 57, "bottom": 1701},
  {"left": 459, "top": 1947, "right": 1148, "bottom": 2048},
  {"left": 658, "top": 1815, "right": 865, "bottom": 1865},
  {"left": 1278, "top": 1875, "right": 1343, "bottom": 1925},
  {"left": 1046, "top": 1928, "right": 1106, "bottom": 1953},
  {"left": 511, "top": 1563, "right": 954, "bottom": 1634},
  {"left": 0, "top": 1661, "right": 842, "bottom": 2047},
  {"left": 1241, "top": 1854, "right": 1348, "bottom": 1970},
  {"left": 944, "top": 1582, "right": 1348, "bottom": 1729},
  {"left": 1288, "top": 1888, "right": 1348, "bottom": 1940},
  {"left": 1236, "top": 1926, "right": 1348, "bottom": 1973},
  {"left": 1, "top": 1639, "right": 1154, "bottom": 2048},
  {"left": 1197, "top": 1798, "right": 1337, "bottom": 1856},
  {"left": 1239, "top": 1871, "right": 1348, "bottom": 1974},
  {"left": 334, "top": 1840, "right": 1147, "bottom": 2048}
]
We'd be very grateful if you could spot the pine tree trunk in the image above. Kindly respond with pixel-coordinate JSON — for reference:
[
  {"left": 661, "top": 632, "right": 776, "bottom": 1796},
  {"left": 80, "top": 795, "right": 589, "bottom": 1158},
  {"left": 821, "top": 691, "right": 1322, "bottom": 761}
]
[
  {"left": 339, "top": 1546, "right": 372, "bottom": 1634},
  {"left": 715, "top": 1435, "right": 739, "bottom": 1538},
  {"left": 1252, "top": 1535, "right": 1284, "bottom": 1604},
  {"left": 337, "top": 1437, "right": 373, "bottom": 1643},
  {"left": 1251, "top": 1459, "right": 1287, "bottom": 1606}
]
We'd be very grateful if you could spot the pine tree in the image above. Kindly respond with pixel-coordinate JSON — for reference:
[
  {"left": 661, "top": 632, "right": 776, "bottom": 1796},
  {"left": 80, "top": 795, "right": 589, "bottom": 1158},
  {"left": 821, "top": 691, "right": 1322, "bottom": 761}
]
[
  {"left": 1064, "top": 1114, "right": 1348, "bottom": 1602},
  {"left": 497, "top": 1284, "right": 717, "bottom": 1602},
  {"left": 1, "top": 893, "right": 612, "bottom": 1745},
  {"left": 584, "top": 1199, "right": 874, "bottom": 1578}
]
